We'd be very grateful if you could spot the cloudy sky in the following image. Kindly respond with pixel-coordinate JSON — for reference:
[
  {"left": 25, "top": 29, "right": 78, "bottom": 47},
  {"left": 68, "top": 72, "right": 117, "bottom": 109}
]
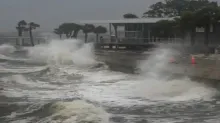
[{"left": 0, "top": 0, "right": 218, "bottom": 32}]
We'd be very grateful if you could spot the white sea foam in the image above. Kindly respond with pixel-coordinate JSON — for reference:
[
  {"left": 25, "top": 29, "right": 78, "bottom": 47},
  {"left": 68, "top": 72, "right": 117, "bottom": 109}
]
[
  {"left": 27, "top": 39, "right": 97, "bottom": 66},
  {"left": 77, "top": 47, "right": 218, "bottom": 105},
  {"left": 0, "top": 44, "right": 16, "bottom": 55},
  {"left": 37, "top": 100, "right": 109, "bottom": 123}
]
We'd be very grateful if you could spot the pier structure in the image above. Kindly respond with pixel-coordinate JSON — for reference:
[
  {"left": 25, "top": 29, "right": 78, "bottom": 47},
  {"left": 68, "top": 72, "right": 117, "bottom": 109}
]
[{"left": 80, "top": 18, "right": 182, "bottom": 50}]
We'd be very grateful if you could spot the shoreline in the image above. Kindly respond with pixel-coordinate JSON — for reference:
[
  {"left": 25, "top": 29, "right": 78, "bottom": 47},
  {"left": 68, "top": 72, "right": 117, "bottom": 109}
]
[{"left": 96, "top": 50, "right": 220, "bottom": 85}]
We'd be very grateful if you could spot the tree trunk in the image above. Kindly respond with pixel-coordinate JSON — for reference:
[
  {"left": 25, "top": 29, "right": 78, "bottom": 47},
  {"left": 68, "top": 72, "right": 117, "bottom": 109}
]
[
  {"left": 17, "top": 27, "right": 22, "bottom": 46},
  {"left": 190, "top": 28, "right": 196, "bottom": 46},
  {"left": 113, "top": 24, "right": 118, "bottom": 42},
  {"left": 59, "top": 34, "right": 62, "bottom": 39},
  {"left": 204, "top": 25, "right": 210, "bottom": 46},
  {"left": 22, "top": 39, "right": 24, "bottom": 46},
  {"left": 85, "top": 33, "right": 88, "bottom": 43},
  {"left": 66, "top": 33, "right": 71, "bottom": 38},
  {"left": 29, "top": 28, "right": 34, "bottom": 46},
  {"left": 96, "top": 34, "right": 99, "bottom": 43},
  {"left": 72, "top": 30, "right": 80, "bottom": 39}
]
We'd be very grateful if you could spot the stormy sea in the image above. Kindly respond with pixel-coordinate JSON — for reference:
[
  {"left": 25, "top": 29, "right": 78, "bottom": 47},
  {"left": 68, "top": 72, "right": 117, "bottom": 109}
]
[{"left": 0, "top": 39, "right": 220, "bottom": 123}]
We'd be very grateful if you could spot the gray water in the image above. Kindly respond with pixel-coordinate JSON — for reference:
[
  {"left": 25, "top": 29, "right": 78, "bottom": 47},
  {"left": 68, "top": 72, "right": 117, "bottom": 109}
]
[{"left": 0, "top": 39, "right": 220, "bottom": 123}]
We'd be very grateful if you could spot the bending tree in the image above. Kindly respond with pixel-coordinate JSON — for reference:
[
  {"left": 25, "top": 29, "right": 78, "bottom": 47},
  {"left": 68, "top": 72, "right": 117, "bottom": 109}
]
[
  {"left": 59, "top": 23, "right": 82, "bottom": 39},
  {"left": 16, "top": 20, "right": 27, "bottom": 45},
  {"left": 28, "top": 22, "right": 40, "bottom": 46},
  {"left": 82, "top": 24, "right": 95, "bottom": 43},
  {"left": 143, "top": 0, "right": 217, "bottom": 17},
  {"left": 59, "top": 23, "right": 72, "bottom": 38},
  {"left": 93, "top": 26, "right": 107, "bottom": 42},
  {"left": 16, "top": 20, "right": 27, "bottom": 37},
  {"left": 54, "top": 26, "right": 63, "bottom": 39}
]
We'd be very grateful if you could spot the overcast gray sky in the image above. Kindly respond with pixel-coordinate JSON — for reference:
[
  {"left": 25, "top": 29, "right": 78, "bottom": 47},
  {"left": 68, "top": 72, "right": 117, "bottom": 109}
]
[{"left": 0, "top": 0, "right": 218, "bottom": 32}]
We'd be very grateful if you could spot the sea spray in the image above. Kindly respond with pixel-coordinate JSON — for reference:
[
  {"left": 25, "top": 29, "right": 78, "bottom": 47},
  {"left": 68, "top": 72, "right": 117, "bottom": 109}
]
[
  {"left": 0, "top": 44, "right": 16, "bottom": 55},
  {"left": 27, "top": 39, "right": 97, "bottom": 66},
  {"left": 36, "top": 100, "right": 109, "bottom": 123},
  {"left": 133, "top": 46, "right": 218, "bottom": 101}
]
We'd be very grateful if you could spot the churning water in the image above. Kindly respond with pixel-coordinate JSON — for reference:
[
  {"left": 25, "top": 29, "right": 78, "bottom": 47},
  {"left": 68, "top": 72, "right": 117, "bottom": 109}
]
[{"left": 0, "top": 39, "right": 220, "bottom": 123}]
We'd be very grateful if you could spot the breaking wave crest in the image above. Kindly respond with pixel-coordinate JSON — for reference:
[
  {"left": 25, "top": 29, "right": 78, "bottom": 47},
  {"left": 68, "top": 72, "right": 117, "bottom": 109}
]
[
  {"left": 37, "top": 101, "right": 109, "bottom": 123},
  {"left": 135, "top": 47, "right": 218, "bottom": 102},
  {"left": 0, "top": 44, "right": 16, "bottom": 55},
  {"left": 26, "top": 39, "right": 98, "bottom": 67},
  {"left": 4, "top": 101, "right": 109, "bottom": 123}
]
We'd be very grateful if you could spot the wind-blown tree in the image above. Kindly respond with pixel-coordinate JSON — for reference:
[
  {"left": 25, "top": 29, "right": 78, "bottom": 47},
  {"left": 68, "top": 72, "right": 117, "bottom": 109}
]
[
  {"left": 143, "top": 2, "right": 166, "bottom": 17},
  {"left": 28, "top": 22, "right": 40, "bottom": 46},
  {"left": 143, "top": 0, "right": 218, "bottom": 18},
  {"left": 82, "top": 24, "right": 95, "bottom": 43},
  {"left": 16, "top": 20, "right": 27, "bottom": 37},
  {"left": 71, "top": 23, "right": 82, "bottom": 38},
  {"left": 54, "top": 26, "right": 63, "bottom": 39},
  {"left": 59, "top": 23, "right": 82, "bottom": 39},
  {"left": 123, "top": 13, "right": 139, "bottom": 19},
  {"left": 16, "top": 20, "right": 27, "bottom": 45},
  {"left": 59, "top": 23, "right": 72, "bottom": 38},
  {"left": 93, "top": 26, "right": 107, "bottom": 42},
  {"left": 195, "top": 6, "right": 220, "bottom": 46}
]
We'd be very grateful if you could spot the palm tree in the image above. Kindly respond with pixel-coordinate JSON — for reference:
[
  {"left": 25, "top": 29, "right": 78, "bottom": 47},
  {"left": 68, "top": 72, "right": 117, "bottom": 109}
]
[
  {"left": 71, "top": 23, "right": 82, "bottom": 39},
  {"left": 59, "top": 23, "right": 72, "bottom": 38},
  {"left": 28, "top": 22, "right": 40, "bottom": 46},
  {"left": 16, "top": 20, "right": 27, "bottom": 45},
  {"left": 82, "top": 24, "right": 95, "bottom": 43},
  {"left": 54, "top": 27, "right": 63, "bottom": 39},
  {"left": 93, "top": 26, "right": 107, "bottom": 42},
  {"left": 59, "top": 23, "right": 82, "bottom": 39}
]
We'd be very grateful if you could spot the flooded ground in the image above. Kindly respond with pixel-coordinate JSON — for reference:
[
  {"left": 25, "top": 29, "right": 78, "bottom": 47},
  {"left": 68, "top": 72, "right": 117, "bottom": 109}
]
[{"left": 0, "top": 39, "right": 220, "bottom": 123}]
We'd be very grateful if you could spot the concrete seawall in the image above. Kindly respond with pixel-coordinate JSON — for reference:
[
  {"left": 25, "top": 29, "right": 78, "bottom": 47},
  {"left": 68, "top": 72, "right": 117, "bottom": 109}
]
[{"left": 95, "top": 50, "right": 220, "bottom": 81}]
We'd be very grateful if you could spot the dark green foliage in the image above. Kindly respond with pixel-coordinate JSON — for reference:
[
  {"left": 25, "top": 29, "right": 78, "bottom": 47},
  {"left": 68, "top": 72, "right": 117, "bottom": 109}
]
[
  {"left": 194, "top": 6, "right": 220, "bottom": 45},
  {"left": 58, "top": 23, "right": 82, "bottom": 38},
  {"left": 16, "top": 20, "right": 27, "bottom": 37},
  {"left": 82, "top": 24, "right": 95, "bottom": 43},
  {"left": 123, "top": 13, "right": 138, "bottom": 19},
  {"left": 93, "top": 26, "right": 107, "bottom": 42},
  {"left": 143, "top": 0, "right": 218, "bottom": 17},
  {"left": 54, "top": 27, "right": 63, "bottom": 39},
  {"left": 28, "top": 22, "right": 40, "bottom": 46}
]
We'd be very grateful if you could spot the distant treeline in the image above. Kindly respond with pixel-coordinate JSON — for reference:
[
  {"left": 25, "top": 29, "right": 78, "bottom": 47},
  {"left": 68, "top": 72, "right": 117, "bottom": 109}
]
[{"left": 123, "top": 0, "right": 220, "bottom": 46}]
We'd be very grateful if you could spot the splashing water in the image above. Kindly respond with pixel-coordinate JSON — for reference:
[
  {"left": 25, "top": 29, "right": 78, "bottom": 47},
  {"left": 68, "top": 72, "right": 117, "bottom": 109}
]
[
  {"left": 37, "top": 100, "right": 109, "bottom": 123},
  {"left": 26, "top": 39, "right": 97, "bottom": 66},
  {"left": 0, "top": 39, "right": 220, "bottom": 123},
  {"left": 132, "top": 47, "right": 218, "bottom": 102},
  {"left": 0, "top": 44, "right": 16, "bottom": 55}
]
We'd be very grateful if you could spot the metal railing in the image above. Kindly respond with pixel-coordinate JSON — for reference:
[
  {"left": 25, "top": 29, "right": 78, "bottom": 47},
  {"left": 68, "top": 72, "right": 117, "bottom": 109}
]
[{"left": 99, "top": 37, "right": 183, "bottom": 44}]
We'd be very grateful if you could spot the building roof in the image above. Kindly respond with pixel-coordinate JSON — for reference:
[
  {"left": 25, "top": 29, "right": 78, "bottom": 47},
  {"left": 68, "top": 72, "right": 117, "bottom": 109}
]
[{"left": 79, "top": 17, "right": 175, "bottom": 24}]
